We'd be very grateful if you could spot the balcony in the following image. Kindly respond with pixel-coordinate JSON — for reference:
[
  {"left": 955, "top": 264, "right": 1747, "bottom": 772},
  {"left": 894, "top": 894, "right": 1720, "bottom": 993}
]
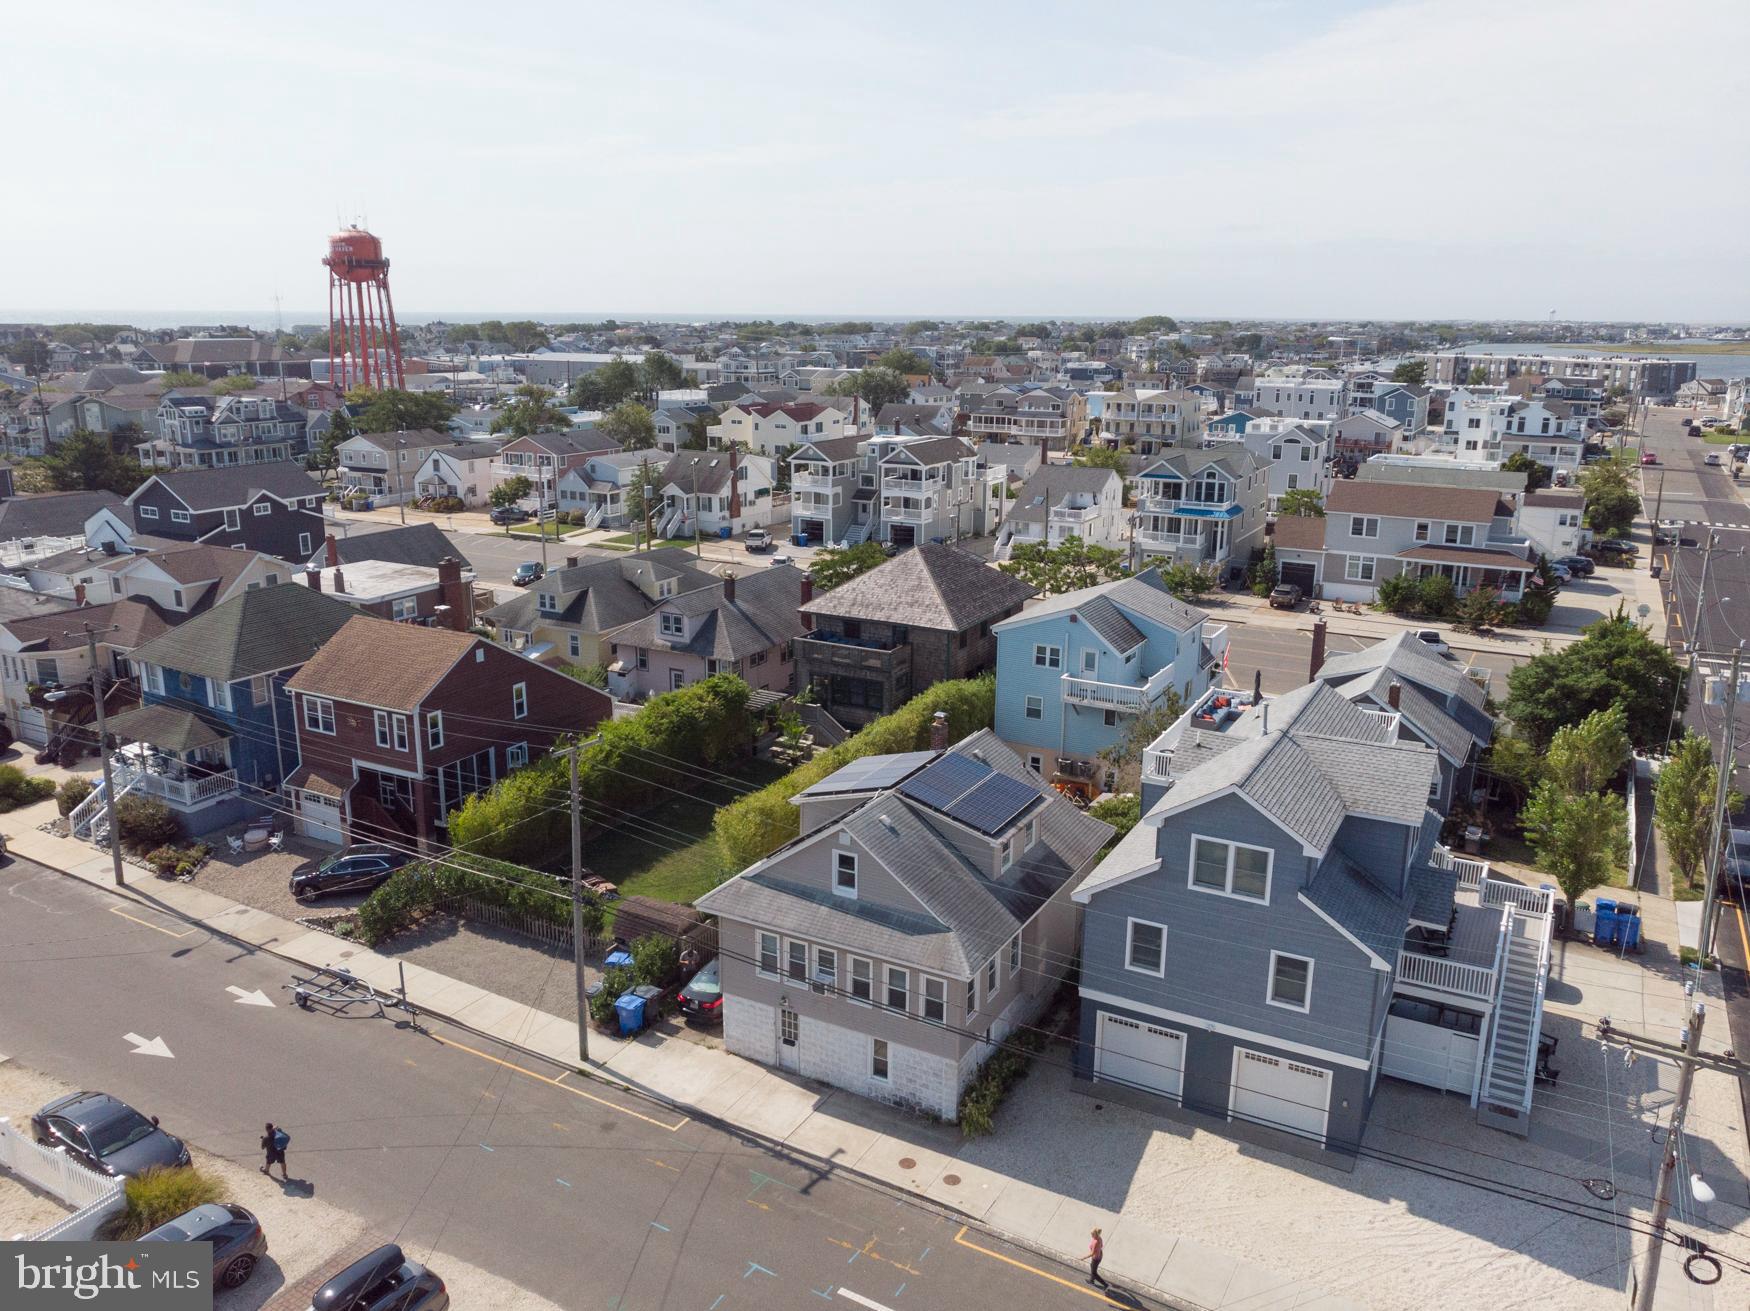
[
  {"left": 133, "top": 767, "right": 241, "bottom": 808},
  {"left": 1061, "top": 661, "right": 1180, "bottom": 713},
  {"left": 1048, "top": 504, "right": 1099, "bottom": 529},
  {"left": 796, "top": 631, "right": 910, "bottom": 676},
  {"left": 791, "top": 470, "right": 837, "bottom": 491},
  {"left": 881, "top": 475, "right": 938, "bottom": 494}
]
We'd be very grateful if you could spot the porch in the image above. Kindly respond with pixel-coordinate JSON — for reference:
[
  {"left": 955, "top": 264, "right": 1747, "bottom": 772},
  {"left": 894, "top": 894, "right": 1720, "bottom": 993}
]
[
  {"left": 100, "top": 705, "right": 243, "bottom": 816},
  {"left": 1060, "top": 661, "right": 1181, "bottom": 713}
]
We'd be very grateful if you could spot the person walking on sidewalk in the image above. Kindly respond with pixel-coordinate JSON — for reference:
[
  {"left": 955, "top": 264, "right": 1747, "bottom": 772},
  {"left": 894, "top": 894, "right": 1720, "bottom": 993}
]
[
  {"left": 1087, "top": 1227, "right": 1109, "bottom": 1288},
  {"left": 260, "top": 1122, "right": 289, "bottom": 1181}
]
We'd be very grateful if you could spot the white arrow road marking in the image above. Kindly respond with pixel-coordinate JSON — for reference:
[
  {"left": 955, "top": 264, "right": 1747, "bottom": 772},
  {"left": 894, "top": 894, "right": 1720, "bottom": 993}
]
[
  {"left": 226, "top": 986, "right": 275, "bottom": 1007},
  {"left": 837, "top": 1291, "right": 897, "bottom": 1311},
  {"left": 123, "top": 1033, "right": 174, "bottom": 1058}
]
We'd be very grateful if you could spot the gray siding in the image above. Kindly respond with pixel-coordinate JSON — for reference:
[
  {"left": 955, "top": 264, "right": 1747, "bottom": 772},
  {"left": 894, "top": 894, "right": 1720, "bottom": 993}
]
[{"left": 1330, "top": 815, "right": 1414, "bottom": 898}]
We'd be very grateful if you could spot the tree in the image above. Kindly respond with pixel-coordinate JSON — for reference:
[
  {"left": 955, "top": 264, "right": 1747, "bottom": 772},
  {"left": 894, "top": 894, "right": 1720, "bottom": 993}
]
[
  {"left": 1486, "top": 732, "right": 1545, "bottom": 806},
  {"left": 1503, "top": 606, "right": 1685, "bottom": 751},
  {"left": 34, "top": 429, "right": 147, "bottom": 495},
  {"left": 1466, "top": 365, "right": 1490, "bottom": 386},
  {"left": 1157, "top": 562, "right": 1220, "bottom": 602},
  {"left": 826, "top": 367, "right": 909, "bottom": 412},
  {"left": 997, "top": 536, "right": 1127, "bottom": 595},
  {"left": 3, "top": 339, "right": 50, "bottom": 374},
  {"left": 157, "top": 370, "right": 207, "bottom": 390},
  {"left": 306, "top": 412, "right": 351, "bottom": 481},
  {"left": 1074, "top": 444, "right": 1131, "bottom": 473},
  {"left": 1391, "top": 360, "right": 1427, "bottom": 385},
  {"left": 1655, "top": 732, "right": 1719, "bottom": 892},
  {"left": 1521, "top": 781, "right": 1629, "bottom": 908},
  {"left": 1577, "top": 458, "right": 1641, "bottom": 536},
  {"left": 209, "top": 374, "right": 258, "bottom": 396},
  {"left": 809, "top": 541, "right": 889, "bottom": 592},
  {"left": 1126, "top": 315, "right": 1177, "bottom": 335},
  {"left": 625, "top": 457, "right": 665, "bottom": 540},
  {"left": 1277, "top": 487, "right": 1325, "bottom": 517},
  {"left": 597, "top": 400, "right": 656, "bottom": 451},
  {"left": 1502, "top": 451, "right": 1551, "bottom": 492},
  {"left": 1455, "top": 585, "right": 1503, "bottom": 633},
  {"left": 350, "top": 388, "right": 457, "bottom": 434},
  {"left": 639, "top": 351, "right": 686, "bottom": 394},
  {"left": 1600, "top": 405, "right": 1629, "bottom": 428},
  {"left": 903, "top": 320, "right": 940, "bottom": 336},
  {"left": 490, "top": 475, "right": 532, "bottom": 510},
  {"left": 1544, "top": 704, "right": 1629, "bottom": 796},
  {"left": 1096, "top": 689, "right": 1187, "bottom": 792},
  {"left": 682, "top": 411, "right": 713, "bottom": 450},
  {"left": 491, "top": 384, "right": 569, "bottom": 438},
  {"left": 1248, "top": 542, "right": 1278, "bottom": 596},
  {"left": 874, "top": 348, "right": 931, "bottom": 377}
]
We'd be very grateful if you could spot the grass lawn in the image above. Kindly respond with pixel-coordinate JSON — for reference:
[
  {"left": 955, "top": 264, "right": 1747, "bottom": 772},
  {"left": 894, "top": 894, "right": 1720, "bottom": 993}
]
[
  {"left": 598, "top": 534, "right": 700, "bottom": 551},
  {"left": 586, "top": 757, "right": 790, "bottom": 922},
  {"left": 1488, "top": 826, "right": 1632, "bottom": 890},
  {"left": 506, "top": 520, "right": 585, "bottom": 539},
  {"left": 1701, "top": 430, "right": 1742, "bottom": 445}
]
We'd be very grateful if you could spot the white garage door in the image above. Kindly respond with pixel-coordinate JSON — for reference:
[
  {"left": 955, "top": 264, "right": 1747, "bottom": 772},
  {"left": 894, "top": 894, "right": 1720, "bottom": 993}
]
[
  {"left": 15, "top": 706, "right": 46, "bottom": 746},
  {"left": 1094, "top": 1012, "right": 1184, "bottom": 1101},
  {"left": 1230, "top": 1047, "right": 1331, "bottom": 1144},
  {"left": 297, "top": 795, "right": 344, "bottom": 844}
]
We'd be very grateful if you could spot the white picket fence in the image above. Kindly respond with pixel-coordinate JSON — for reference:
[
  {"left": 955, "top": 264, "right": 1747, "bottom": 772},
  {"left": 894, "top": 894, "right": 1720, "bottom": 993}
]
[{"left": 0, "top": 1116, "right": 126, "bottom": 1239}]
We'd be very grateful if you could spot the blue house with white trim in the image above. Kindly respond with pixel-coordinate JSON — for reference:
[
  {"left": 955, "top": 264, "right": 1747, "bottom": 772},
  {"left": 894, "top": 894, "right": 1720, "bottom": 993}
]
[{"left": 991, "top": 570, "right": 1225, "bottom": 795}]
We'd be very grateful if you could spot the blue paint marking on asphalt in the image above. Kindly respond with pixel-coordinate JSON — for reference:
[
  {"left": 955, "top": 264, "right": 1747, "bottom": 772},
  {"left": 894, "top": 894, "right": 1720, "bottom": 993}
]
[
  {"left": 809, "top": 1287, "right": 834, "bottom": 1301},
  {"left": 846, "top": 1249, "right": 858, "bottom": 1265},
  {"left": 651, "top": 1222, "right": 671, "bottom": 1232},
  {"left": 710, "top": 1297, "right": 725, "bottom": 1311},
  {"left": 919, "top": 1247, "right": 932, "bottom": 1261},
  {"left": 744, "top": 1261, "right": 776, "bottom": 1279},
  {"left": 479, "top": 1144, "right": 494, "bottom": 1152},
  {"left": 556, "top": 1179, "right": 572, "bottom": 1188},
  {"left": 895, "top": 1283, "right": 907, "bottom": 1297}
]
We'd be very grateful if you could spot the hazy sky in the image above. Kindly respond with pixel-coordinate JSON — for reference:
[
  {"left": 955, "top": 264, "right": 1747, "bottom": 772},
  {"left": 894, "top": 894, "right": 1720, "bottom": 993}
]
[{"left": 7, "top": 0, "right": 1746, "bottom": 321}]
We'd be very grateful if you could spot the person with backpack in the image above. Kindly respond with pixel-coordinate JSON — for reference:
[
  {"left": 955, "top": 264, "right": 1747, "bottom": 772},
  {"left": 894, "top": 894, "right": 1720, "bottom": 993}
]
[{"left": 260, "top": 1122, "right": 290, "bottom": 1180}]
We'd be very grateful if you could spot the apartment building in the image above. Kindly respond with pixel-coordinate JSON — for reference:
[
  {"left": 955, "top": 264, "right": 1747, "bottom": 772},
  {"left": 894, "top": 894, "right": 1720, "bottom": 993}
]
[{"left": 1422, "top": 351, "right": 1696, "bottom": 399}]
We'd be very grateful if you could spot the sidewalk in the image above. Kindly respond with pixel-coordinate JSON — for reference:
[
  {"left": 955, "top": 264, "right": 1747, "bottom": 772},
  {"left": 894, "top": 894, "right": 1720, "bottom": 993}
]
[{"left": 7, "top": 813, "right": 1362, "bottom": 1311}]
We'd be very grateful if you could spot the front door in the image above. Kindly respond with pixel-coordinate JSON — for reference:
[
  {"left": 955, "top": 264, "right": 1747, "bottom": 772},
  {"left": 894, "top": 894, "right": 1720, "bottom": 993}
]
[{"left": 777, "top": 1006, "right": 800, "bottom": 1072}]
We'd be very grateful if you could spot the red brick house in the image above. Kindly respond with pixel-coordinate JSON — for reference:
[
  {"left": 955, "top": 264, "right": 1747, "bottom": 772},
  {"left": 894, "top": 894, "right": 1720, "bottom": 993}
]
[{"left": 284, "top": 616, "right": 609, "bottom": 848}]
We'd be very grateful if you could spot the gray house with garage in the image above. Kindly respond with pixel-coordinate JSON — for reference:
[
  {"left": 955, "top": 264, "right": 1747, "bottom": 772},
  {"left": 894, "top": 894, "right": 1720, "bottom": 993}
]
[
  {"left": 1071, "top": 666, "right": 1552, "bottom": 1163},
  {"left": 697, "top": 728, "right": 1112, "bottom": 1120}
]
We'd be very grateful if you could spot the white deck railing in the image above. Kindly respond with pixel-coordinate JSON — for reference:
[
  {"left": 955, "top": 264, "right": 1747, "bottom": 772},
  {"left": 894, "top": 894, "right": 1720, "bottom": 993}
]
[
  {"left": 1393, "top": 950, "right": 1498, "bottom": 1003},
  {"left": 133, "top": 768, "right": 240, "bottom": 808},
  {"left": 1481, "top": 876, "right": 1555, "bottom": 915},
  {"left": 1431, "top": 844, "right": 1490, "bottom": 890}
]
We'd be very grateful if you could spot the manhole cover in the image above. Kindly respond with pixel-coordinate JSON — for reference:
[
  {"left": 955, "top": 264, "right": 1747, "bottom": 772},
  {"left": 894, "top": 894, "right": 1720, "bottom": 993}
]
[
  {"left": 898, "top": 1157, "right": 917, "bottom": 1170},
  {"left": 942, "top": 1174, "right": 961, "bottom": 1186}
]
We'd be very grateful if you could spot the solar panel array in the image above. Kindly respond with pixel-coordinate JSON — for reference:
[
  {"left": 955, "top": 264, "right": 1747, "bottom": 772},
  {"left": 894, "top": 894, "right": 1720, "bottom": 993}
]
[
  {"left": 896, "top": 753, "right": 1041, "bottom": 836},
  {"left": 798, "top": 750, "right": 935, "bottom": 797},
  {"left": 896, "top": 754, "right": 989, "bottom": 811}
]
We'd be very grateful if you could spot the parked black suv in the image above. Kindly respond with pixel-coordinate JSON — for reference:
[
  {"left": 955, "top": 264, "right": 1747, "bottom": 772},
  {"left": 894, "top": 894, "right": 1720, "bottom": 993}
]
[
  {"left": 308, "top": 1244, "right": 448, "bottom": 1311},
  {"left": 289, "top": 845, "right": 411, "bottom": 901}
]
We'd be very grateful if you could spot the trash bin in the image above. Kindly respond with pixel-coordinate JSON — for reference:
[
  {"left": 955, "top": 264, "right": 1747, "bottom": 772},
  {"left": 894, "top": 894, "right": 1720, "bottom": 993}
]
[
  {"left": 615, "top": 991, "right": 647, "bottom": 1036},
  {"left": 1593, "top": 898, "right": 1619, "bottom": 947},
  {"left": 1621, "top": 913, "right": 1643, "bottom": 953},
  {"left": 1651, "top": 564, "right": 1662, "bottom": 580}
]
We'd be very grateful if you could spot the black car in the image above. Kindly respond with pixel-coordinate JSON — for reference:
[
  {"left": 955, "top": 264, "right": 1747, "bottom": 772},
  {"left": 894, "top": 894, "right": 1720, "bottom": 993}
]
[
  {"left": 489, "top": 506, "right": 531, "bottom": 525},
  {"left": 31, "top": 1091, "right": 190, "bottom": 1177},
  {"left": 309, "top": 1244, "right": 447, "bottom": 1311},
  {"left": 511, "top": 561, "right": 545, "bottom": 586},
  {"left": 289, "top": 845, "right": 411, "bottom": 901},
  {"left": 676, "top": 957, "right": 722, "bottom": 1024},
  {"left": 1553, "top": 555, "right": 1595, "bottom": 577},
  {"left": 141, "top": 1203, "right": 268, "bottom": 1291}
]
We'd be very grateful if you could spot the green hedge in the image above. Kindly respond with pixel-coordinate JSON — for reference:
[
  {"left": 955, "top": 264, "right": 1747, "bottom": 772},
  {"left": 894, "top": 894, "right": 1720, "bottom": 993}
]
[
  {"left": 958, "top": 1026, "right": 1045, "bottom": 1137},
  {"left": 447, "top": 674, "right": 754, "bottom": 866},
  {"left": 354, "top": 852, "right": 604, "bottom": 947},
  {"left": 713, "top": 676, "right": 995, "bottom": 870},
  {"left": 0, "top": 764, "right": 56, "bottom": 813}
]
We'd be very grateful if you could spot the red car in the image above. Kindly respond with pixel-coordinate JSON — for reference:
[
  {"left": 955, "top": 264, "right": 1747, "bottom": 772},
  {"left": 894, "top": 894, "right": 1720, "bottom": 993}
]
[{"left": 1641, "top": 453, "right": 1658, "bottom": 465}]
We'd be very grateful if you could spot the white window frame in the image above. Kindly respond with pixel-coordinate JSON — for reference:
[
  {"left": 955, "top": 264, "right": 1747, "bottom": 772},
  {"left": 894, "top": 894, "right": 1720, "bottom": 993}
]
[
  {"left": 1267, "top": 950, "right": 1314, "bottom": 1013},
  {"left": 427, "top": 710, "right": 443, "bottom": 749},
  {"left": 1345, "top": 555, "right": 1376, "bottom": 582},
  {"left": 223, "top": 507, "right": 241, "bottom": 531},
  {"left": 1008, "top": 934, "right": 1021, "bottom": 976},
  {"left": 660, "top": 612, "right": 685, "bottom": 637},
  {"left": 1187, "top": 834, "right": 1273, "bottom": 904},
  {"left": 1125, "top": 917, "right": 1167, "bottom": 977},
  {"left": 138, "top": 505, "right": 159, "bottom": 520},
  {"left": 1442, "top": 523, "right": 1476, "bottom": 547},
  {"left": 374, "top": 710, "right": 393, "bottom": 749},
  {"left": 1033, "top": 643, "right": 1062, "bottom": 669},
  {"left": 813, "top": 946, "right": 837, "bottom": 992},
  {"left": 392, "top": 714, "right": 409, "bottom": 752},
  {"left": 170, "top": 509, "right": 191, "bottom": 525},
  {"left": 870, "top": 1038, "right": 890, "bottom": 1082},
  {"left": 568, "top": 633, "right": 582, "bottom": 659},
  {"left": 1024, "top": 694, "right": 1043, "bottom": 720},
  {"left": 787, "top": 939, "right": 809, "bottom": 982},
  {"left": 511, "top": 681, "right": 528, "bottom": 719},
  {"left": 1349, "top": 515, "right": 1379, "bottom": 539},
  {"left": 849, "top": 956, "right": 874, "bottom": 1004},
  {"left": 757, "top": 931, "right": 780, "bottom": 977},
  {"left": 506, "top": 742, "right": 529, "bottom": 768},
  {"left": 834, "top": 848, "right": 858, "bottom": 899},
  {"left": 884, "top": 965, "right": 909, "bottom": 1012},
  {"left": 984, "top": 956, "right": 998, "bottom": 996},
  {"left": 207, "top": 679, "right": 232, "bottom": 712},
  {"left": 922, "top": 976, "right": 946, "bottom": 1024},
  {"left": 252, "top": 501, "right": 271, "bottom": 517},
  {"left": 302, "top": 695, "right": 335, "bottom": 735}
]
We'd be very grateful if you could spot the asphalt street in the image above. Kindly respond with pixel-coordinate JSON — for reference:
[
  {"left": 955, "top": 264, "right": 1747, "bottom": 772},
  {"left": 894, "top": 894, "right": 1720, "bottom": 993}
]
[
  {"left": 1218, "top": 617, "right": 1525, "bottom": 700},
  {"left": 0, "top": 860, "right": 1151, "bottom": 1311}
]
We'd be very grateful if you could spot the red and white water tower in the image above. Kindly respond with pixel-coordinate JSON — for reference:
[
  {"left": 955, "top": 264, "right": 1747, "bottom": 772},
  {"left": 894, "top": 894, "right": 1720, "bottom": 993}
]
[{"left": 323, "top": 226, "right": 405, "bottom": 390}]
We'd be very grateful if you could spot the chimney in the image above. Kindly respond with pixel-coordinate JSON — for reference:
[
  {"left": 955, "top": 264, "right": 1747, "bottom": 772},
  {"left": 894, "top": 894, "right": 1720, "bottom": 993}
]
[
  {"left": 727, "top": 443, "right": 741, "bottom": 522},
  {"left": 930, "top": 710, "right": 948, "bottom": 752},
  {"left": 437, "top": 555, "right": 469, "bottom": 631},
  {"left": 304, "top": 567, "right": 321, "bottom": 592},
  {"left": 325, "top": 533, "right": 340, "bottom": 567},
  {"left": 73, "top": 582, "right": 86, "bottom": 607},
  {"left": 1388, "top": 680, "right": 1402, "bottom": 710},
  {"left": 332, "top": 567, "right": 346, "bottom": 596},
  {"left": 565, "top": 554, "right": 580, "bottom": 569},
  {"left": 721, "top": 569, "right": 736, "bottom": 604},
  {"left": 1309, "top": 617, "right": 1328, "bottom": 679},
  {"left": 799, "top": 572, "right": 815, "bottom": 630}
]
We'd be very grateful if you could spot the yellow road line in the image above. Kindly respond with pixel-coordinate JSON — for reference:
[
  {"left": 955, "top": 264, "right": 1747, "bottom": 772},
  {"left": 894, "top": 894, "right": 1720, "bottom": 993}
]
[
  {"left": 108, "top": 905, "right": 196, "bottom": 938},
  {"left": 1735, "top": 899, "right": 1749, "bottom": 969},
  {"left": 427, "top": 1033, "right": 689, "bottom": 1132},
  {"left": 953, "top": 1225, "right": 1126, "bottom": 1307}
]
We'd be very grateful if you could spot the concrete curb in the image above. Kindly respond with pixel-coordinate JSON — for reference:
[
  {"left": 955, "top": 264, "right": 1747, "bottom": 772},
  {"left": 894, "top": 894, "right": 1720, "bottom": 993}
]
[{"left": 20, "top": 851, "right": 1182, "bottom": 1309}]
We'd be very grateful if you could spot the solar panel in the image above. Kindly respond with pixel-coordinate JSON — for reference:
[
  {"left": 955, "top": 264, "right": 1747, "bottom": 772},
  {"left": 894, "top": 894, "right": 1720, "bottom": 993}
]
[
  {"left": 797, "top": 750, "right": 935, "bottom": 797},
  {"left": 946, "top": 772, "right": 1041, "bottom": 835},
  {"left": 897, "top": 753, "right": 990, "bottom": 811}
]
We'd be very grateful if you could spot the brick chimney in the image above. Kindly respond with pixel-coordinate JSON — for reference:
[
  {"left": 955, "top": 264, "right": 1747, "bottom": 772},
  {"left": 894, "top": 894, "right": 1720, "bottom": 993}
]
[
  {"left": 721, "top": 569, "right": 736, "bottom": 604},
  {"left": 437, "top": 556, "right": 469, "bottom": 631},
  {"left": 1388, "top": 681, "right": 1402, "bottom": 710},
  {"left": 799, "top": 573, "right": 814, "bottom": 630},
  {"left": 930, "top": 710, "right": 948, "bottom": 752},
  {"left": 73, "top": 582, "right": 86, "bottom": 607},
  {"left": 1309, "top": 617, "right": 1328, "bottom": 679},
  {"left": 304, "top": 567, "right": 321, "bottom": 592},
  {"left": 565, "top": 554, "right": 580, "bottom": 569},
  {"left": 325, "top": 533, "right": 340, "bottom": 567}
]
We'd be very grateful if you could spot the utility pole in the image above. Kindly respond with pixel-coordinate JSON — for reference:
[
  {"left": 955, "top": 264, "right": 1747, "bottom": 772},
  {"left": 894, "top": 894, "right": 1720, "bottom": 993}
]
[
  {"left": 1609, "top": 1002, "right": 1714, "bottom": 1311},
  {"left": 72, "top": 624, "right": 125, "bottom": 887},
  {"left": 1649, "top": 474, "right": 1664, "bottom": 576},
  {"left": 1697, "top": 643, "right": 1744, "bottom": 962},
  {"left": 691, "top": 457, "right": 701, "bottom": 560},
  {"left": 1690, "top": 532, "right": 1716, "bottom": 650},
  {"left": 537, "top": 465, "right": 549, "bottom": 573},
  {"left": 561, "top": 733, "right": 603, "bottom": 1065}
]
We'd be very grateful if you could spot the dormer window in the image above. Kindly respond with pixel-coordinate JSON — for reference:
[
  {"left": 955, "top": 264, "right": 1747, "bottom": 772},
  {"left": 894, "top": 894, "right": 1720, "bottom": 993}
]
[
  {"left": 657, "top": 579, "right": 674, "bottom": 599},
  {"left": 537, "top": 592, "right": 557, "bottom": 614},
  {"left": 834, "top": 850, "right": 857, "bottom": 898},
  {"left": 660, "top": 612, "right": 684, "bottom": 638}
]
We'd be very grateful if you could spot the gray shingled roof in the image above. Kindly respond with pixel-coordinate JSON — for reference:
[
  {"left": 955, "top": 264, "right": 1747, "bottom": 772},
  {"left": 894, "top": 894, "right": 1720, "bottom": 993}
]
[
  {"left": 105, "top": 702, "right": 229, "bottom": 753},
  {"left": 802, "top": 544, "right": 1036, "bottom": 631},
  {"left": 131, "top": 461, "right": 322, "bottom": 512},
  {"left": 1315, "top": 630, "right": 1490, "bottom": 715},
  {"left": 484, "top": 548, "right": 717, "bottom": 633},
  {"left": 1005, "top": 465, "right": 1121, "bottom": 525},
  {"left": 607, "top": 564, "right": 804, "bottom": 661},
  {"left": 1151, "top": 732, "right": 1347, "bottom": 855},
  {"left": 318, "top": 523, "right": 474, "bottom": 573},
  {"left": 128, "top": 582, "right": 358, "bottom": 681},
  {"left": 1297, "top": 735, "right": 1437, "bottom": 828},
  {"left": 1339, "top": 665, "right": 1483, "bottom": 762},
  {"left": 998, "top": 568, "right": 1206, "bottom": 636},
  {"left": 0, "top": 491, "right": 125, "bottom": 539},
  {"left": 1304, "top": 855, "right": 1405, "bottom": 963},
  {"left": 1224, "top": 681, "right": 1392, "bottom": 744},
  {"left": 1076, "top": 595, "right": 1146, "bottom": 652}
]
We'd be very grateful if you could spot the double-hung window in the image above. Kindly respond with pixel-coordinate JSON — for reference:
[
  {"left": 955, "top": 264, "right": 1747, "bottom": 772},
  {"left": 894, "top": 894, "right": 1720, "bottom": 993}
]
[
  {"left": 1189, "top": 836, "right": 1271, "bottom": 902},
  {"left": 660, "top": 612, "right": 685, "bottom": 638},
  {"left": 303, "top": 696, "right": 335, "bottom": 735},
  {"left": 1350, "top": 515, "right": 1379, "bottom": 539},
  {"left": 787, "top": 940, "right": 808, "bottom": 982},
  {"left": 922, "top": 977, "right": 946, "bottom": 1024},
  {"left": 1008, "top": 934, "right": 1021, "bottom": 975},
  {"left": 207, "top": 679, "right": 232, "bottom": 711},
  {"left": 1033, "top": 643, "right": 1061, "bottom": 669},
  {"left": 871, "top": 1039, "right": 890, "bottom": 1081},
  {"left": 1126, "top": 919, "right": 1166, "bottom": 976},
  {"left": 884, "top": 966, "right": 909, "bottom": 1012},
  {"left": 511, "top": 682, "right": 528, "bottom": 719},
  {"left": 849, "top": 957, "right": 873, "bottom": 1003},
  {"left": 813, "top": 947, "right": 837, "bottom": 992},
  {"left": 984, "top": 957, "right": 998, "bottom": 997},
  {"left": 1443, "top": 523, "right": 1476, "bottom": 546},
  {"left": 1268, "top": 952, "right": 1314, "bottom": 1012},
  {"left": 427, "top": 711, "right": 443, "bottom": 749},
  {"left": 1024, "top": 695, "right": 1043, "bottom": 720},
  {"left": 1345, "top": 555, "right": 1376, "bottom": 582},
  {"left": 757, "top": 932, "right": 780, "bottom": 976}
]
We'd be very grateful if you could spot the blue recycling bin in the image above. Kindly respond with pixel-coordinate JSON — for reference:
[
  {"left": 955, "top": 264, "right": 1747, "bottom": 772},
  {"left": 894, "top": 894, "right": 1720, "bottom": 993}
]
[
  {"left": 1620, "top": 913, "right": 1642, "bottom": 952},
  {"left": 615, "top": 991, "right": 647, "bottom": 1036},
  {"left": 793, "top": 534, "right": 808, "bottom": 548},
  {"left": 719, "top": 526, "right": 731, "bottom": 539},
  {"left": 604, "top": 949, "right": 634, "bottom": 970}
]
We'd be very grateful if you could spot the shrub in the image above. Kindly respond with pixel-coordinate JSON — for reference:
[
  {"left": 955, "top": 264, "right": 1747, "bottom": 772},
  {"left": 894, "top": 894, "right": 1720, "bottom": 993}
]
[
  {"left": 0, "top": 764, "right": 56, "bottom": 812},
  {"left": 111, "top": 1166, "right": 222, "bottom": 1240},
  {"left": 1088, "top": 793, "right": 1141, "bottom": 844},
  {"left": 147, "top": 842, "right": 211, "bottom": 878},
  {"left": 55, "top": 775, "right": 94, "bottom": 817},
  {"left": 354, "top": 853, "right": 603, "bottom": 946},
  {"left": 113, "top": 794, "right": 183, "bottom": 852},
  {"left": 714, "top": 676, "right": 995, "bottom": 869},
  {"left": 146, "top": 844, "right": 182, "bottom": 877},
  {"left": 630, "top": 934, "right": 680, "bottom": 988},
  {"left": 589, "top": 965, "right": 636, "bottom": 1026},
  {"left": 956, "top": 1028, "right": 1045, "bottom": 1137}
]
